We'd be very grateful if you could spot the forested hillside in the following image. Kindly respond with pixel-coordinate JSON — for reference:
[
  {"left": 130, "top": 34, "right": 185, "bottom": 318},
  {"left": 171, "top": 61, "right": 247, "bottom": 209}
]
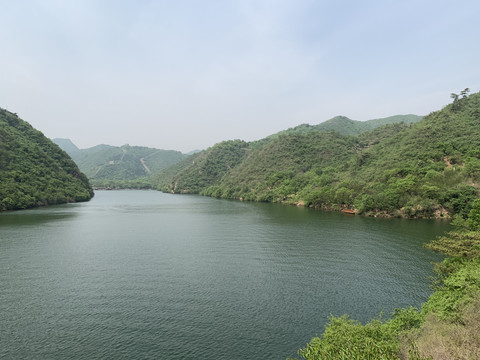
[
  {"left": 53, "top": 140, "right": 186, "bottom": 188},
  {"left": 155, "top": 92, "right": 480, "bottom": 218},
  {"left": 0, "top": 108, "right": 93, "bottom": 211},
  {"left": 154, "top": 140, "right": 249, "bottom": 194},
  {"left": 154, "top": 114, "right": 420, "bottom": 194}
]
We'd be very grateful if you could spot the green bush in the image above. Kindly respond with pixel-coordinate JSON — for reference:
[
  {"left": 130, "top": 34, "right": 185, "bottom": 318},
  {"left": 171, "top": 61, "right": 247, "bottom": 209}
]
[{"left": 293, "top": 315, "right": 400, "bottom": 360}]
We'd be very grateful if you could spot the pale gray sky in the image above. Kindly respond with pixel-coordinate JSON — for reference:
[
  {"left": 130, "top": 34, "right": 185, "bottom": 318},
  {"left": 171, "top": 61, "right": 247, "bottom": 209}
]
[{"left": 1, "top": 0, "right": 479, "bottom": 153}]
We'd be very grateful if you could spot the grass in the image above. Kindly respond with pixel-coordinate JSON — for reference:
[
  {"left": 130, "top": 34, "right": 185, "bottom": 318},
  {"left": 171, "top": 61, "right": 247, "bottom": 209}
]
[{"left": 399, "top": 296, "right": 480, "bottom": 359}]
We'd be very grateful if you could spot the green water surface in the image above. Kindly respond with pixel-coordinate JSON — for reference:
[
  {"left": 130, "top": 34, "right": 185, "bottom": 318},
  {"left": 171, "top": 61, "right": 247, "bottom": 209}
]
[{"left": 0, "top": 190, "right": 448, "bottom": 359}]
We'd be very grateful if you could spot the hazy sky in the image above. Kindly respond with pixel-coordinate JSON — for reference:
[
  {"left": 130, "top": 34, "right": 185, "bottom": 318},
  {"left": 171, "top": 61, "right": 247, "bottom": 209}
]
[{"left": 1, "top": 0, "right": 479, "bottom": 153}]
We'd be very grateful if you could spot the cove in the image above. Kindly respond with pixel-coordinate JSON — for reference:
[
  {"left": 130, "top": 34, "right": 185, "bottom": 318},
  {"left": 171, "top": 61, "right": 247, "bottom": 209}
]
[{"left": 0, "top": 190, "right": 448, "bottom": 359}]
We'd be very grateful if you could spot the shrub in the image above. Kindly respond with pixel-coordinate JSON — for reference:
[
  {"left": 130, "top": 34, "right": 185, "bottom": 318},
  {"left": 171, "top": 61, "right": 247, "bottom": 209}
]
[{"left": 294, "top": 315, "right": 400, "bottom": 360}]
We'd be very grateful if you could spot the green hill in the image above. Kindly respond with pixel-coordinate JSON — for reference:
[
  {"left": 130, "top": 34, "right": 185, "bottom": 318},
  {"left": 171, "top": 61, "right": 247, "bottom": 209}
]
[
  {"left": 206, "top": 132, "right": 358, "bottom": 202},
  {"left": 0, "top": 108, "right": 93, "bottom": 211},
  {"left": 53, "top": 140, "right": 186, "bottom": 187},
  {"left": 155, "top": 93, "right": 480, "bottom": 218},
  {"left": 266, "top": 114, "right": 421, "bottom": 138},
  {"left": 249, "top": 114, "right": 421, "bottom": 151},
  {"left": 155, "top": 114, "right": 420, "bottom": 193},
  {"left": 154, "top": 140, "right": 249, "bottom": 194}
]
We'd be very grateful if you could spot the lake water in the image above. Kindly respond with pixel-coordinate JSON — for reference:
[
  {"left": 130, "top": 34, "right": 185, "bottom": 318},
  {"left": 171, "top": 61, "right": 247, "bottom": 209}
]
[{"left": 0, "top": 190, "right": 448, "bottom": 359}]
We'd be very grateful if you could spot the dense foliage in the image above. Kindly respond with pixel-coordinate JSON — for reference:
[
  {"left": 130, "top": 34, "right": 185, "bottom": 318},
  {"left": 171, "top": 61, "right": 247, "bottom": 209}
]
[
  {"left": 53, "top": 139, "right": 186, "bottom": 188},
  {"left": 0, "top": 108, "right": 93, "bottom": 210},
  {"left": 154, "top": 139, "right": 249, "bottom": 193},
  {"left": 205, "top": 132, "right": 358, "bottom": 202},
  {"left": 292, "top": 310, "right": 420, "bottom": 360},
  {"left": 155, "top": 92, "right": 480, "bottom": 219}
]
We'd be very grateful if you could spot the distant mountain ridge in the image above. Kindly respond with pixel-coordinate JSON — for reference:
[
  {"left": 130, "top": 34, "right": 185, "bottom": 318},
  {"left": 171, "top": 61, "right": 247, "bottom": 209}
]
[
  {"left": 52, "top": 139, "right": 186, "bottom": 186},
  {"left": 267, "top": 114, "right": 422, "bottom": 138},
  {"left": 53, "top": 114, "right": 420, "bottom": 188},
  {"left": 51, "top": 138, "right": 80, "bottom": 156}
]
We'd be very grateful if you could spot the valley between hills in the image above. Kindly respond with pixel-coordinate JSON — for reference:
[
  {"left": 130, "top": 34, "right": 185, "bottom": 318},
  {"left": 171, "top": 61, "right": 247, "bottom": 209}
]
[
  {"left": 2, "top": 91, "right": 480, "bottom": 359},
  {"left": 53, "top": 93, "right": 480, "bottom": 221}
]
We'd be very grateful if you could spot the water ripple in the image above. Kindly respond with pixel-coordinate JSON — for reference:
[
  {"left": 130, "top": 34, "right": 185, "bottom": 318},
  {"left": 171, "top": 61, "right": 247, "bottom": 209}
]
[{"left": 0, "top": 191, "right": 448, "bottom": 359}]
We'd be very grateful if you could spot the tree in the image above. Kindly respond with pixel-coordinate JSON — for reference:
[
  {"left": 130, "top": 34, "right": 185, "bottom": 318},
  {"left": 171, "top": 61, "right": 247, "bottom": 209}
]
[
  {"left": 467, "top": 199, "right": 480, "bottom": 231},
  {"left": 460, "top": 88, "right": 470, "bottom": 98},
  {"left": 450, "top": 93, "right": 460, "bottom": 110}
]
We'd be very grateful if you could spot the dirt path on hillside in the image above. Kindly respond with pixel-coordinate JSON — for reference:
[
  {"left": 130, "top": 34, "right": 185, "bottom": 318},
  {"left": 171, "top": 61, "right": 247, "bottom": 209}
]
[
  {"left": 120, "top": 148, "right": 127, "bottom": 161},
  {"left": 140, "top": 158, "right": 151, "bottom": 173}
]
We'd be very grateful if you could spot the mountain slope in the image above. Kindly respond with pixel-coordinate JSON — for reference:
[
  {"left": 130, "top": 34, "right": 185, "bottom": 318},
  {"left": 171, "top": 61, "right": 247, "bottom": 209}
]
[
  {"left": 345, "top": 93, "right": 480, "bottom": 216},
  {"left": 53, "top": 140, "right": 186, "bottom": 186},
  {"left": 155, "top": 93, "right": 480, "bottom": 218},
  {"left": 154, "top": 140, "right": 249, "bottom": 194},
  {"left": 204, "top": 132, "right": 358, "bottom": 202},
  {"left": 0, "top": 108, "right": 93, "bottom": 211},
  {"left": 155, "top": 114, "right": 421, "bottom": 192}
]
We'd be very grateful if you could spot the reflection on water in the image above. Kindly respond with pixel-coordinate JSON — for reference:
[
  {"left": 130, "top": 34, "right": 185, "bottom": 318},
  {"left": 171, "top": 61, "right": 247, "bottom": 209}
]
[
  {"left": 0, "top": 207, "right": 77, "bottom": 227},
  {"left": 0, "top": 190, "right": 449, "bottom": 359}
]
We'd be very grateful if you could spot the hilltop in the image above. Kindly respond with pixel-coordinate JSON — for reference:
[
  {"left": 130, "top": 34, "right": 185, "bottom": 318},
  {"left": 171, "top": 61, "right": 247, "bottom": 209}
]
[
  {"left": 154, "top": 92, "right": 480, "bottom": 218},
  {"left": 267, "top": 114, "right": 421, "bottom": 138},
  {"left": 0, "top": 108, "right": 93, "bottom": 211}
]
